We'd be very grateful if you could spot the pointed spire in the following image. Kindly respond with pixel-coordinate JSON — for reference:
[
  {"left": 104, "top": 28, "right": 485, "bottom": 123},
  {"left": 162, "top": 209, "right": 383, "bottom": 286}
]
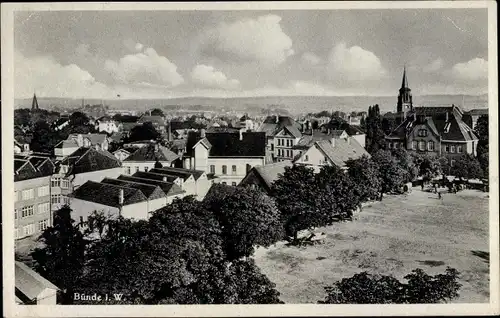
[
  {"left": 401, "top": 65, "right": 409, "bottom": 89},
  {"left": 31, "top": 92, "right": 39, "bottom": 110}
]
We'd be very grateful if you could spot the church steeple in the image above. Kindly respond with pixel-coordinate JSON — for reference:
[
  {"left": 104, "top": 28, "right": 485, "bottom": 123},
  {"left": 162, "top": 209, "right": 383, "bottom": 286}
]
[
  {"left": 31, "top": 93, "right": 39, "bottom": 110},
  {"left": 397, "top": 66, "right": 413, "bottom": 121}
]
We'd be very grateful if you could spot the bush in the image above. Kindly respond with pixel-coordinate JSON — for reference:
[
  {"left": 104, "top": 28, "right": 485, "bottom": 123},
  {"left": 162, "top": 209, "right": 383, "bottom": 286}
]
[{"left": 319, "top": 267, "right": 461, "bottom": 304}]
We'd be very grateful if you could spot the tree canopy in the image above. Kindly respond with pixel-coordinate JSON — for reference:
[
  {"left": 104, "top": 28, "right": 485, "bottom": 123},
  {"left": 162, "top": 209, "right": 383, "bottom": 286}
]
[
  {"left": 365, "top": 105, "right": 386, "bottom": 153},
  {"left": 150, "top": 108, "right": 165, "bottom": 117},
  {"left": 346, "top": 155, "right": 381, "bottom": 202},
  {"left": 371, "top": 149, "right": 407, "bottom": 195},
  {"left": 126, "top": 122, "right": 161, "bottom": 143},
  {"left": 451, "top": 154, "right": 484, "bottom": 180}
]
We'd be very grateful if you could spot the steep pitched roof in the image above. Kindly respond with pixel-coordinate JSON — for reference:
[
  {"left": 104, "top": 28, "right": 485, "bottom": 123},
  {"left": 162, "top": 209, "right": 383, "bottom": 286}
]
[
  {"left": 72, "top": 181, "right": 147, "bottom": 207},
  {"left": 54, "top": 139, "right": 79, "bottom": 149},
  {"left": 15, "top": 262, "right": 58, "bottom": 301},
  {"left": 278, "top": 125, "right": 302, "bottom": 138},
  {"left": 151, "top": 167, "right": 205, "bottom": 181},
  {"left": 14, "top": 155, "right": 55, "bottom": 182},
  {"left": 252, "top": 161, "right": 293, "bottom": 189},
  {"left": 101, "top": 178, "right": 166, "bottom": 200},
  {"left": 132, "top": 171, "right": 180, "bottom": 183},
  {"left": 257, "top": 115, "right": 302, "bottom": 137},
  {"left": 117, "top": 175, "right": 185, "bottom": 196},
  {"left": 124, "top": 144, "right": 179, "bottom": 162},
  {"left": 312, "top": 138, "right": 370, "bottom": 168},
  {"left": 61, "top": 147, "right": 121, "bottom": 176}
]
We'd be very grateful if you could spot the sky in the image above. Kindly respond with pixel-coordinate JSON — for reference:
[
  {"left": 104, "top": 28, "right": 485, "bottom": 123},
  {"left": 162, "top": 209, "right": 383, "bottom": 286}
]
[{"left": 14, "top": 9, "right": 489, "bottom": 99}]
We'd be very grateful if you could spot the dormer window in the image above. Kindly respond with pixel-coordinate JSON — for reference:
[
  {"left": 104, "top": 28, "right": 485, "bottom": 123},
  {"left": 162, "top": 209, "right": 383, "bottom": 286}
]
[
  {"left": 444, "top": 123, "right": 451, "bottom": 133},
  {"left": 418, "top": 129, "right": 428, "bottom": 137}
]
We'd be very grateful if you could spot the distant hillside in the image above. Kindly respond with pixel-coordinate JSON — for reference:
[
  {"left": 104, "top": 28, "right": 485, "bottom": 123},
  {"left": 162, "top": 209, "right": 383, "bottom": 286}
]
[{"left": 14, "top": 94, "right": 488, "bottom": 115}]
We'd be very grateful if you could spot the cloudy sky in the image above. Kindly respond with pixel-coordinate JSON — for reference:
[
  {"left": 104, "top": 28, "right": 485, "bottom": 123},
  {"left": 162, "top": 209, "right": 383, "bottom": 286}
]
[{"left": 14, "top": 9, "right": 488, "bottom": 99}]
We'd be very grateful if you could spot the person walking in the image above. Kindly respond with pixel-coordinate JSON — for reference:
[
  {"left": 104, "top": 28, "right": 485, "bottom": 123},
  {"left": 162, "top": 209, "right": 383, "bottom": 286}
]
[{"left": 438, "top": 192, "right": 442, "bottom": 200}]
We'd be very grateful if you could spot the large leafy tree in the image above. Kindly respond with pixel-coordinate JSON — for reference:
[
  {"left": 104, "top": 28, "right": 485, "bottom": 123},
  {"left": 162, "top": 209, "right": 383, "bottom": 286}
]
[
  {"left": 346, "top": 155, "right": 381, "bottom": 202},
  {"left": 365, "top": 104, "right": 386, "bottom": 153},
  {"left": 319, "top": 267, "right": 461, "bottom": 304},
  {"left": 451, "top": 154, "right": 484, "bottom": 181},
  {"left": 30, "top": 120, "right": 65, "bottom": 154},
  {"left": 474, "top": 115, "right": 489, "bottom": 177},
  {"left": 204, "top": 184, "right": 284, "bottom": 260},
  {"left": 314, "top": 165, "right": 359, "bottom": 221},
  {"left": 30, "top": 206, "right": 87, "bottom": 304},
  {"left": 371, "top": 149, "right": 407, "bottom": 197},
  {"left": 271, "top": 165, "right": 322, "bottom": 241},
  {"left": 126, "top": 122, "right": 161, "bottom": 143},
  {"left": 392, "top": 148, "right": 419, "bottom": 182},
  {"left": 150, "top": 108, "right": 165, "bottom": 117}
]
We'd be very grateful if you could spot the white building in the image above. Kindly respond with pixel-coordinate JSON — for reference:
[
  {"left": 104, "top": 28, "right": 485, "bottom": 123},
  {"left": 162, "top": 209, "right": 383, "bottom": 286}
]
[
  {"left": 15, "top": 261, "right": 59, "bottom": 305},
  {"left": 121, "top": 143, "right": 179, "bottom": 175},
  {"left": 95, "top": 116, "right": 121, "bottom": 134}
]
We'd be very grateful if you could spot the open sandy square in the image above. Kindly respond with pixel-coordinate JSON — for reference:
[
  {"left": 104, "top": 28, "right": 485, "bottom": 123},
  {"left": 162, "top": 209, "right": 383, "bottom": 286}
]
[{"left": 254, "top": 189, "right": 490, "bottom": 303}]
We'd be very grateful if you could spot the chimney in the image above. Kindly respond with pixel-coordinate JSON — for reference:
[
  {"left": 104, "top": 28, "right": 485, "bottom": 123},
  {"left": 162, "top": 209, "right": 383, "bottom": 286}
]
[
  {"left": 163, "top": 177, "right": 167, "bottom": 182},
  {"left": 168, "top": 121, "right": 172, "bottom": 141},
  {"left": 307, "top": 121, "right": 311, "bottom": 130},
  {"left": 327, "top": 128, "right": 331, "bottom": 135},
  {"left": 349, "top": 116, "right": 352, "bottom": 124},
  {"left": 347, "top": 137, "right": 351, "bottom": 145},
  {"left": 239, "top": 129, "right": 244, "bottom": 141},
  {"left": 331, "top": 138, "right": 335, "bottom": 147},
  {"left": 118, "top": 189, "right": 124, "bottom": 205},
  {"left": 446, "top": 111, "right": 449, "bottom": 122},
  {"left": 275, "top": 115, "right": 279, "bottom": 124},
  {"left": 200, "top": 128, "right": 206, "bottom": 138}
]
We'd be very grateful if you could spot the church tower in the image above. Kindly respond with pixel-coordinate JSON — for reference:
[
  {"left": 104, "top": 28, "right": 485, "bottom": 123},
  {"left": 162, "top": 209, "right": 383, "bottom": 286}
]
[
  {"left": 31, "top": 93, "right": 40, "bottom": 111},
  {"left": 397, "top": 66, "right": 413, "bottom": 121}
]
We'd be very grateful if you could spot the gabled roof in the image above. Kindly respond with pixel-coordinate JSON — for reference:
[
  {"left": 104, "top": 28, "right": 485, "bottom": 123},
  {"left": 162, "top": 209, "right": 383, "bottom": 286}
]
[
  {"left": 132, "top": 171, "right": 180, "bottom": 183},
  {"left": 307, "top": 138, "right": 369, "bottom": 168},
  {"left": 186, "top": 131, "right": 266, "bottom": 157},
  {"left": 124, "top": 144, "right": 179, "bottom": 163},
  {"left": 251, "top": 161, "right": 293, "bottom": 190},
  {"left": 54, "top": 139, "right": 79, "bottom": 149},
  {"left": 277, "top": 125, "right": 302, "bottom": 138},
  {"left": 137, "top": 115, "right": 165, "bottom": 125},
  {"left": 101, "top": 178, "right": 166, "bottom": 200},
  {"left": 14, "top": 155, "right": 55, "bottom": 182},
  {"left": 61, "top": 147, "right": 121, "bottom": 175},
  {"left": 72, "top": 181, "right": 147, "bottom": 207},
  {"left": 117, "top": 175, "right": 185, "bottom": 197},
  {"left": 151, "top": 166, "right": 205, "bottom": 181},
  {"left": 16, "top": 262, "right": 58, "bottom": 302},
  {"left": 257, "top": 115, "right": 302, "bottom": 137},
  {"left": 207, "top": 127, "right": 240, "bottom": 133}
]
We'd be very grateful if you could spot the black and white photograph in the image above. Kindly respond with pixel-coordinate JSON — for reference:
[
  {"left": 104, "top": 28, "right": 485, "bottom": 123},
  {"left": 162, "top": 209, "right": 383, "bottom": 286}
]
[{"left": 2, "top": 1, "right": 498, "bottom": 317}]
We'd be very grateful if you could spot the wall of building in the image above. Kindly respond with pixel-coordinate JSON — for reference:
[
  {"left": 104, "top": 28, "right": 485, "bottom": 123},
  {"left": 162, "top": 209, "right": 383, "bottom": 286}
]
[
  {"left": 97, "top": 121, "right": 119, "bottom": 134},
  {"left": 36, "top": 288, "right": 58, "bottom": 305},
  {"left": 193, "top": 144, "right": 209, "bottom": 172},
  {"left": 273, "top": 133, "right": 300, "bottom": 160},
  {"left": 351, "top": 134, "right": 366, "bottom": 148},
  {"left": 71, "top": 168, "right": 124, "bottom": 190},
  {"left": 122, "top": 161, "right": 173, "bottom": 175},
  {"left": 54, "top": 146, "right": 79, "bottom": 159},
  {"left": 294, "top": 144, "right": 329, "bottom": 169},
  {"left": 14, "top": 176, "right": 52, "bottom": 241},
  {"left": 207, "top": 157, "right": 265, "bottom": 186},
  {"left": 70, "top": 198, "right": 151, "bottom": 223},
  {"left": 194, "top": 174, "right": 212, "bottom": 199}
]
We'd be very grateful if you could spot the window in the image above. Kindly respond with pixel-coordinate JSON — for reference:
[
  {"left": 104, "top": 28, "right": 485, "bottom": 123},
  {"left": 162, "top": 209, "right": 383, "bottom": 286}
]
[
  {"left": 232, "top": 165, "right": 237, "bottom": 175},
  {"left": 21, "top": 205, "right": 34, "bottom": 218},
  {"left": 210, "top": 165, "right": 215, "bottom": 174},
  {"left": 304, "top": 155, "right": 309, "bottom": 162},
  {"left": 450, "top": 145, "right": 456, "bottom": 153},
  {"left": 23, "top": 224, "right": 35, "bottom": 236},
  {"left": 222, "top": 165, "right": 227, "bottom": 175},
  {"left": 61, "top": 179, "right": 70, "bottom": 189},
  {"left": 21, "top": 189, "right": 34, "bottom": 200},
  {"left": 444, "top": 145, "right": 449, "bottom": 153},
  {"left": 136, "top": 166, "right": 140, "bottom": 172},
  {"left": 419, "top": 141, "right": 426, "bottom": 151},
  {"left": 457, "top": 145, "right": 463, "bottom": 153},
  {"left": 14, "top": 191, "right": 20, "bottom": 202},
  {"left": 38, "top": 185, "right": 50, "bottom": 197},
  {"left": 277, "top": 149, "right": 281, "bottom": 156},
  {"left": 38, "top": 219, "right": 49, "bottom": 232},
  {"left": 231, "top": 182, "right": 237, "bottom": 186},
  {"left": 51, "top": 177, "right": 61, "bottom": 188},
  {"left": 126, "top": 166, "right": 131, "bottom": 175},
  {"left": 412, "top": 141, "right": 417, "bottom": 150},
  {"left": 418, "top": 129, "right": 428, "bottom": 137},
  {"left": 277, "top": 139, "right": 281, "bottom": 146},
  {"left": 388, "top": 143, "right": 392, "bottom": 149},
  {"left": 15, "top": 209, "right": 18, "bottom": 220},
  {"left": 394, "top": 142, "right": 399, "bottom": 149},
  {"left": 63, "top": 196, "right": 70, "bottom": 205},
  {"left": 428, "top": 141, "right": 435, "bottom": 151},
  {"left": 51, "top": 194, "right": 61, "bottom": 204},
  {"left": 287, "top": 139, "right": 291, "bottom": 147},
  {"left": 450, "top": 159, "right": 456, "bottom": 167},
  {"left": 144, "top": 166, "right": 149, "bottom": 172},
  {"left": 38, "top": 202, "right": 50, "bottom": 214}
]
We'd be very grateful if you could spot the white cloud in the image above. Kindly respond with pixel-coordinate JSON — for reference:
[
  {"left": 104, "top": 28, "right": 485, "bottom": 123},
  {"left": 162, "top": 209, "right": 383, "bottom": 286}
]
[
  {"left": 14, "top": 51, "right": 112, "bottom": 99},
  {"left": 202, "top": 15, "right": 294, "bottom": 66},
  {"left": 191, "top": 64, "right": 240, "bottom": 90},
  {"left": 327, "top": 42, "right": 386, "bottom": 82},
  {"left": 104, "top": 47, "right": 184, "bottom": 87},
  {"left": 301, "top": 52, "right": 322, "bottom": 65},
  {"left": 450, "top": 58, "right": 488, "bottom": 80},
  {"left": 423, "top": 58, "right": 444, "bottom": 73}
]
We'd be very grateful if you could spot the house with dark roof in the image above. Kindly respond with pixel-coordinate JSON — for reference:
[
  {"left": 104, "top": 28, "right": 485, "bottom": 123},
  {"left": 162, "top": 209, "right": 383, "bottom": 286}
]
[
  {"left": 14, "top": 153, "right": 55, "bottom": 250},
  {"left": 462, "top": 108, "right": 488, "bottom": 130},
  {"left": 117, "top": 175, "right": 185, "bottom": 201},
  {"left": 319, "top": 120, "right": 366, "bottom": 148},
  {"left": 293, "top": 136, "right": 370, "bottom": 172},
  {"left": 183, "top": 129, "right": 267, "bottom": 186},
  {"left": 122, "top": 143, "right": 179, "bottom": 175},
  {"left": 15, "top": 261, "right": 59, "bottom": 304},
  {"left": 256, "top": 115, "right": 303, "bottom": 162},
  {"left": 150, "top": 166, "right": 212, "bottom": 199},
  {"left": 386, "top": 105, "right": 479, "bottom": 164},
  {"left": 239, "top": 160, "right": 293, "bottom": 194}
]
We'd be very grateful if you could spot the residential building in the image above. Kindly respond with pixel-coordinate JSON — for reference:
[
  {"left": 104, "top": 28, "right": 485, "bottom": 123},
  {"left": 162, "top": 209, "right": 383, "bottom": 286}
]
[
  {"left": 256, "top": 115, "right": 303, "bottom": 162},
  {"left": 149, "top": 166, "right": 213, "bottom": 199},
  {"left": 14, "top": 139, "right": 30, "bottom": 154},
  {"left": 184, "top": 129, "right": 267, "bottom": 186},
  {"left": 95, "top": 115, "right": 121, "bottom": 134},
  {"left": 56, "top": 133, "right": 111, "bottom": 155},
  {"left": 319, "top": 121, "right": 367, "bottom": 148},
  {"left": 54, "top": 139, "right": 80, "bottom": 159},
  {"left": 239, "top": 160, "right": 293, "bottom": 194},
  {"left": 117, "top": 174, "right": 186, "bottom": 203},
  {"left": 386, "top": 68, "right": 479, "bottom": 164},
  {"left": 113, "top": 148, "right": 133, "bottom": 162},
  {"left": 294, "top": 136, "right": 370, "bottom": 172},
  {"left": 57, "top": 147, "right": 123, "bottom": 191},
  {"left": 122, "top": 143, "right": 179, "bottom": 175},
  {"left": 14, "top": 154, "right": 55, "bottom": 249},
  {"left": 15, "top": 261, "right": 59, "bottom": 305},
  {"left": 137, "top": 115, "right": 167, "bottom": 134}
]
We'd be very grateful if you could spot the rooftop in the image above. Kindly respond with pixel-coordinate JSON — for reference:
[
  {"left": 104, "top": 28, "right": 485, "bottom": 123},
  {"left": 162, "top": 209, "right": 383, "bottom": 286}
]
[
  {"left": 15, "top": 261, "right": 59, "bottom": 302},
  {"left": 124, "top": 144, "right": 179, "bottom": 163},
  {"left": 71, "top": 181, "right": 147, "bottom": 207}
]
